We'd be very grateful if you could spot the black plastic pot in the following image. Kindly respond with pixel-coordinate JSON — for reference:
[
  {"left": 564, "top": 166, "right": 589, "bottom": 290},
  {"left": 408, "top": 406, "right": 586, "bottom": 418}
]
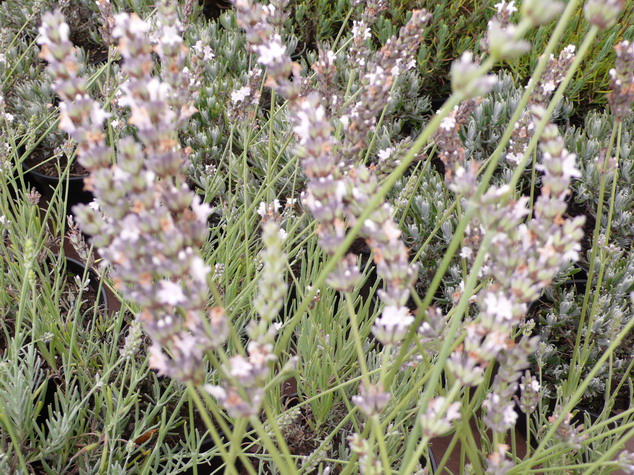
[
  {"left": 184, "top": 437, "right": 223, "bottom": 475},
  {"left": 25, "top": 164, "right": 93, "bottom": 209},
  {"left": 20, "top": 145, "right": 93, "bottom": 211},
  {"left": 424, "top": 444, "right": 438, "bottom": 473}
]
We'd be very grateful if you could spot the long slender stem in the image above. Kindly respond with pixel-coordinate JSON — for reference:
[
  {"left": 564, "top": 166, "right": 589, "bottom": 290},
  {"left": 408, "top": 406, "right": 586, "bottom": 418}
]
[
  {"left": 524, "top": 314, "right": 634, "bottom": 470},
  {"left": 567, "top": 121, "right": 617, "bottom": 390}
]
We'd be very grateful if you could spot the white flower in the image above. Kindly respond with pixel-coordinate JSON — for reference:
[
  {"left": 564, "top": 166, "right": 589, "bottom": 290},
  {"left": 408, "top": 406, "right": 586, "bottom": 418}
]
[
  {"left": 495, "top": 1, "right": 517, "bottom": 14},
  {"left": 113, "top": 13, "right": 149, "bottom": 38},
  {"left": 38, "top": 21, "right": 70, "bottom": 45},
  {"left": 120, "top": 226, "right": 140, "bottom": 243},
  {"left": 3, "top": 112, "right": 14, "bottom": 123},
  {"left": 256, "top": 35, "right": 286, "bottom": 66},
  {"left": 561, "top": 151, "right": 581, "bottom": 180},
  {"left": 352, "top": 20, "right": 371, "bottom": 40},
  {"left": 160, "top": 25, "right": 182, "bottom": 47},
  {"left": 506, "top": 152, "right": 523, "bottom": 164},
  {"left": 191, "top": 196, "right": 212, "bottom": 222},
  {"left": 484, "top": 291, "right": 514, "bottom": 322},
  {"left": 366, "top": 66, "right": 385, "bottom": 86},
  {"left": 204, "top": 384, "right": 227, "bottom": 400},
  {"left": 90, "top": 102, "right": 110, "bottom": 127},
  {"left": 440, "top": 116, "right": 456, "bottom": 131},
  {"left": 420, "top": 397, "right": 462, "bottom": 438},
  {"left": 460, "top": 246, "right": 473, "bottom": 259},
  {"left": 228, "top": 355, "right": 254, "bottom": 380},
  {"left": 502, "top": 402, "right": 518, "bottom": 426},
  {"left": 293, "top": 100, "right": 325, "bottom": 142},
  {"left": 58, "top": 104, "right": 76, "bottom": 133},
  {"left": 190, "top": 257, "right": 211, "bottom": 282},
  {"left": 231, "top": 86, "right": 251, "bottom": 104},
  {"left": 373, "top": 306, "right": 414, "bottom": 345},
  {"left": 157, "top": 280, "right": 186, "bottom": 306},
  {"left": 257, "top": 201, "right": 268, "bottom": 217},
  {"left": 193, "top": 41, "right": 215, "bottom": 61},
  {"left": 377, "top": 148, "right": 393, "bottom": 161},
  {"left": 541, "top": 81, "right": 556, "bottom": 95}
]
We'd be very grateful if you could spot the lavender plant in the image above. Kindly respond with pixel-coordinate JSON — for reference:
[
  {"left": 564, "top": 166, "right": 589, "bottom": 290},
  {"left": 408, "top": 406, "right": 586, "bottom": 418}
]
[{"left": 1, "top": 0, "right": 634, "bottom": 473}]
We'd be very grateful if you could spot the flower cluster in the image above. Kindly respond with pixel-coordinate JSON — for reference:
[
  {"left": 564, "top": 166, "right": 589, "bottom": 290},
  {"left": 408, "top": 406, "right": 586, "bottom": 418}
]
[
  {"left": 548, "top": 409, "right": 587, "bottom": 449},
  {"left": 584, "top": 0, "right": 625, "bottom": 30},
  {"left": 517, "top": 370, "right": 541, "bottom": 413},
  {"left": 95, "top": 0, "right": 115, "bottom": 46},
  {"left": 484, "top": 1, "right": 531, "bottom": 60},
  {"left": 419, "top": 396, "right": 462, "bottom": 439},
  {"left": 446, "top": 105, "right": 584, "bottom": 463},
  {"left": 207, "top": 219, "right": 288, "bottom": 417},
  {"left": 234, "top": 0, "right": 360, "bottom": 292},
  {"left": 521, "top": 0, "right": 564, "bottom": 26},
  {"left": 233, "top": 0, "right": 420, "bottom": 421},
  {"left": 343, "top": 165, "right": 418, "bottom": 345},
  {"left": 39, "top": 4, "right": 221, "bottom": 383},
  {"left": 347, "top": 1, "right": 387, "bottom": 72},
  {"left": 341, "top": 9, "right": 430, "bottom": 163},
  {"left": 432, "top": 98, "right": 481, "bottom": 184},
  {"left": 506, "top": 45, "right": 576, "bottom": 165},
  {"left": 347, "top": 433, "right": 384, "bottom": 475},
  {"left": 607, "top": 41, "right": 634, "bottom": 122}
]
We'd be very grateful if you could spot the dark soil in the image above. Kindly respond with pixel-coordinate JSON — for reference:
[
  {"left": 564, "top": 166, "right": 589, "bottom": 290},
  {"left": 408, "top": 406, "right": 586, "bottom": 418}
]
[{"left": 24, "top": 146, "right": 88, "bottom": 178}]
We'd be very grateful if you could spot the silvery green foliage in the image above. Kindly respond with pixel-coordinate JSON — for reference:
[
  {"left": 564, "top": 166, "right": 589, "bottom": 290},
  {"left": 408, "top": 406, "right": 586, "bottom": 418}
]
[
  {"left": 0, "top": 0, "right": 101, "bottom": 50},
  {"left": 41, "top": 386, "right": 80, "bottom": 455},
  {"left": 536, "top": 241, "right": 634, "bottom": 404},
  {"left": 7, "top": 77, "right": 66, "bottom": 153},
  {"left": 0, "top": 344, "right": 44, "bottom": 438},
  {"left": 565, "top": 112, "right": 634, "bottom": 247},
  {"left": 183, "top": 14, "right": 250, "bottom": 172},
  {"left": 183, "top": 10, "right": 301, "bottom": 190},
  {"left": 0, "top": 34, "right": 42, "bottom": 85},
  {"left": 389, "top": 164, "right": 457, "bottom": 295}
]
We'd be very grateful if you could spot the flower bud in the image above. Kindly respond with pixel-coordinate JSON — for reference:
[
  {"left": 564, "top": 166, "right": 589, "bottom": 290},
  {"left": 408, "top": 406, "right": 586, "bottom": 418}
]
[
  {"left": 450, "top": 52, "right": 497, "bottom": 98},
  {"left": 584, "top": 0, "right": 624, "bottom": 29},
  {"left": 521, "top": 0, "right": 564, "bottom": 26},
  {"left": 487, "top": 20, "right": 531, "bottom": 60}
]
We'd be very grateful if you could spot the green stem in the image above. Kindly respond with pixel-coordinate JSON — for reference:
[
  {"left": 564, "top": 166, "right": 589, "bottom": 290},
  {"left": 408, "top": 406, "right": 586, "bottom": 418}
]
[
  {"left": 524, "top": 313, "right": 634, "bottom": 470},
  {"left": 249, "top": 416, "right": 297, "bottom": 474},
  {"left": 397, "top": 229, "right": 492, "bottom": 474},
  {"left": 345, "top": 294, "right": 371, "bottom": 386},
  {"left": 567, "top": 120, "right": 617, "bottom": 389},
  {"left": 187, "top": 385, "right": 239, "bottom": 475},
  {"left": 388, "top": 0, "right": 585, "bottom": 389}
]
